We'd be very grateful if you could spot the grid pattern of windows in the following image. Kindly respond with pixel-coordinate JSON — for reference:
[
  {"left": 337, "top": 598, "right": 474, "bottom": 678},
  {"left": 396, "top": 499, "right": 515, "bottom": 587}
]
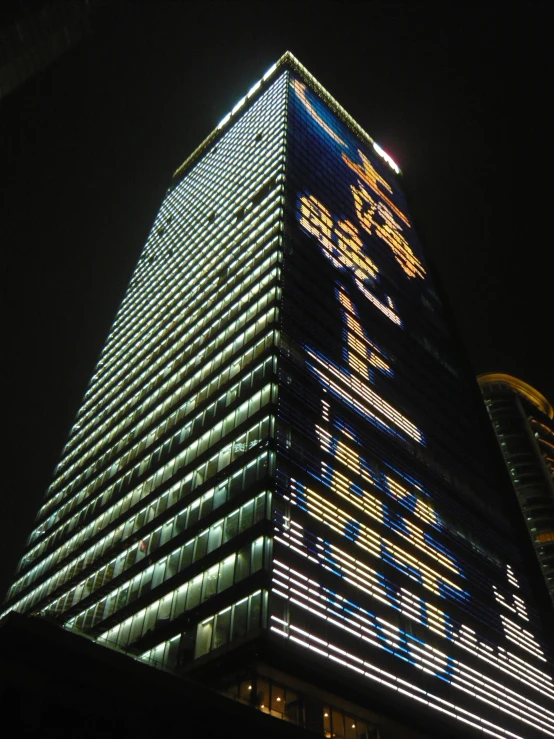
[
  {"left": 97, "top": 537, "right": 266, "bottom": 651},
  {"left": 141, "top": 588, "right": 265, "bottom": 668},
  {"left": 3, "top": 70, "right": 288, "bottom": 668},
  {"left": 268, "top": 67, "right": 554, "bottom": 739},
  {"left": 4, "top": 52, "right": 554, "bottom": 739}
]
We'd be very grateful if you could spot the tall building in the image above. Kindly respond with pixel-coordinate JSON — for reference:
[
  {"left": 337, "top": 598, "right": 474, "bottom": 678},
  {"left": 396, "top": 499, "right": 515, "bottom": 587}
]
[
  {"left": 478, "top": 373, "right": 554, "bottom": 607},
  {"left": 3, "top": 53, "right": 554, "bottom": 739}
]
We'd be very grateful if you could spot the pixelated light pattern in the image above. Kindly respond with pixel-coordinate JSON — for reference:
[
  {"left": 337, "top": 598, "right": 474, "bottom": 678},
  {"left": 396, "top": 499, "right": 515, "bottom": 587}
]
[
  {"left": 285, "top": 66, "right": 554, "bottom": 739},
  {"left": 301, "top": 280, "right": 422, "bottom": 446},
  {"left": 3, "top": 53, "right": 554, "bottom": 739},
  {"left": 292, "top": 78, "right": 347, "bottom": 147},
  {"left": 293, "top": 74, "right": 425, "bottom": 280}
]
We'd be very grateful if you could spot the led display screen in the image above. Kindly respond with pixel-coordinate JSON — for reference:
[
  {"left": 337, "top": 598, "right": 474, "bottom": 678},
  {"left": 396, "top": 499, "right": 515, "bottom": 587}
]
[{"left": 270, "top": 71, "right": 554, "bottom": 739}]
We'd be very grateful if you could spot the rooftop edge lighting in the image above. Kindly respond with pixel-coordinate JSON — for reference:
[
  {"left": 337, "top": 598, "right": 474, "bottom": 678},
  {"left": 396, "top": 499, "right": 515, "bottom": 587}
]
[
  {"left": 478, "top": 373, "right": 553, "bottom": 420},
  {"left": 174, "top": 51, "right": 402, "bottom": 182}
]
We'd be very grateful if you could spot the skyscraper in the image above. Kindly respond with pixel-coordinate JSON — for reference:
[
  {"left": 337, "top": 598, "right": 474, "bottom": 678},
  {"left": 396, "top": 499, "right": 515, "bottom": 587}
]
[
  {"left": 478, "top": 373, "right": 554, "bottom": 607},
  {"left": 3, "top": 53, "right": 554, "bottom": 739}
]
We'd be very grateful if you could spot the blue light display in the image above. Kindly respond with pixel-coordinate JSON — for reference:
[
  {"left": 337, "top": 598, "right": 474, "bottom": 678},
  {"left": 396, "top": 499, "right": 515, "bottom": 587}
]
[{"left": 271, "top": 70, "right": 554, "bottom": 739}]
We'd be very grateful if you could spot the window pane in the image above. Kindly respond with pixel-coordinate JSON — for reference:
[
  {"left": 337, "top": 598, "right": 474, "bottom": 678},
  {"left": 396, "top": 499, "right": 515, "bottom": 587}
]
[
  {"left": 232, "top": 598, "right": 248, "bottom": 639},
  {"left": 187, "top": 500, "right": 200, "bottom": 527},
  {"left": 251, "top": 537, "right": 264, "bottom": 572},
  {"left": 257, "top": 678, "right": 269, "bottom": 711},
  {"left": 195, "top": 619, "right": 213, "bottom": 658},
  {"left": 271, "top": 684, "right": 285, "bottom": 715},
  {"left": 207, "top": 523, "right": 223, "bottom": 553},
  {"left": 213, "top": 608, "right": 232, "bottom": 650},
  {"left": 200, "top": 493, "right": 214, "bottom": 518},
  {"left": 240, "top": 501, "right": 254, "bottom": 532},
  {"left": 238, "top": 679, "right": 252, "bottom": 703},
  {"left": 223, "top": 511, "right": 239, "bottom": 543},
  {"left": 345, "top": 715, "right": 357, "bottom": 739},
  {"left": 213, "top": 483, "right": 227, "bottom": 509},
  {"left": 235, "top": 547, "right": 250, "bottom": 582},
  {"left": 218, "top": 555, "right": 236, "bottom": 593},
  {"left": 248, "top": 591, "right": 261, "bottom": 631},
  {"left": 180, "top": 541, "right": 194, "bottom": 571},
  {"left": 332, "top": 709, "right": 345, "bottom": 739},
  {"left": 202, "top": 565, "right": 219, "bottom": 602},
  {"left": 285, "top": 691, "right": 300, "bottom": 724},
  {"left": 172, "top": 584, "right": 188, "bottom": 618},
  {"left": 194, "top": 530, "right": 209, "bottom": 561},
  {"left": 186, "top": 574, "right": 203, "bottom": 610},
  {"left": 323, "top": 706, "right": 332, "bottom": 737}
]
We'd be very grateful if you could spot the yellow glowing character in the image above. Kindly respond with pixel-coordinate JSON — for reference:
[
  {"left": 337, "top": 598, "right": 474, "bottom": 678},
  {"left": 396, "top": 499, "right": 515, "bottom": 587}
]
[
  {"left": 338, "top": 286, "right": 392, "bottom": 377},
  {"left": 351, "top": 185, "right": 425, "bottom": 280},
  {"left": 343, "top": 149, "right": 410, "bottom": 226},
  {"left": 343, "top": 149, "right": 425, "bottom": 280},
  {"left": 299, "top": 194, "right": 379, "bottom": 282}
]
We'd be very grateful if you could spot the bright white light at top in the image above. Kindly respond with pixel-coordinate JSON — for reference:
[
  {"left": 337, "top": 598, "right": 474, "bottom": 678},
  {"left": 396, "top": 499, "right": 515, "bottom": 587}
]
[
  {"left": 217, "top": 112, "right": 231, "bottom": 130},
  {"left": 247, "top": 80, "right": 262, "bottom": 98},
  {"left": 373, "top": 142, "right": 400, "bottom": 174},
  {"left": 262, "top": 62, "right": 277, "bottom": 81},
  {"left": 217, "top": 62, "right": 279, "bottom": 131},
  {"left": 232, "top": 97, "right": 246, "bottom": 115}
]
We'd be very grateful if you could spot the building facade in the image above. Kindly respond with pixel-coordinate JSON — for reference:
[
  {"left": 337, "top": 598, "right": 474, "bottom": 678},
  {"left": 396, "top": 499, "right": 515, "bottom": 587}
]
[
  {"left": 3, "top": 53, "right": 554, "bottom": 738},
  {"left": 478, "top": 373, "right": 554, "bottom": 607}
]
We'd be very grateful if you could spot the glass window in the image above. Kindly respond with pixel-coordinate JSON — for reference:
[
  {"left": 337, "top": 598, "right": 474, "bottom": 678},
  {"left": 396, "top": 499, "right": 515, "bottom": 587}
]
[
  {"left": 271, "top": 684, "right": 285, "bottom": 715},
  {"left": 193, "top": 530, "right": 209, "bottom": 561},
  {"left": 165, "top": 636, "right": 181, "bottom": 670},
  {"left": 218, "top": 555, "right": 235, "bottom": 593},
  {"left": 118, "top": 619, "right": 132, "bottom": 647},
  {"left": 229, "top": 470, "right": 243, "bottom": 496},
  {"left": 151, "top": 559, "right": 166, "bottom": 588},
  {"left": 207, "top": 523, "right": 223, "bottom": 553},
  {"left": 244, "top": 459, "right": 258, "bottom": 489},
  {"left": 248, "top": 591, "right": 261, "bottom": 631},
  {"left": 129, "top": 612, "right": 145, "bottom": 643},
  {"left": 200, "top": 492, "right": 214, "bottom": 518},
  {"left": 251, "top": 537, "right": 264, "bottom": 572},
  {"left": 171, "top": 584, "right": 188, "bottom": 619},
  {"left": 202, "top": 565, "right": 219, "bottom": 602},
  {"left": 257, "top": 678, "right": 269, "bottom": 711},
  {"left": 232, "top": 597, "right": 248, "bottom": 639},
  {"left": 186, "top": 574, "right": 203, "bottom": 610},
  {"left": 195, "top": 618, "right": 213, "bottom": 658},
  {"left": 255, "top": 493, "right": 266, "bottom": 521},
  {"left": 332, "top": 709, "right": 345, "bottom": 739},
  {"left": 213, "top": 608, "right": 232, "bottom": 650},
  {"left": 324, "top": 706, "right": 332, "bottom": 738},
  {"left": 238, "top": 679, "right": 252, "bottom": 703},
  {"left": 240, "top": 500, "right": 254, "bottom": 531},
  {"left": 143, "top": 602, "right": 158, "bottom": 635},
  {"left": 213, "top": 482, "right": 227, "bottom": 509},
  {"left": 345, "top": 716, "right": 358, "bottom": 739},
  {"left": 235, "top": 547, "right": 250, "bottom": 582},
  {"left": 167, "top": 550, "right": 180, "bottom": 577},
  {"left": 284, "top": 690, "right": 300, "bottom": 724},
  {"left": 180, "top": 540, "right": 194, "bottom": 570},
  {"left": 223, "top": 511, "right": 239, "bottom": 543}
]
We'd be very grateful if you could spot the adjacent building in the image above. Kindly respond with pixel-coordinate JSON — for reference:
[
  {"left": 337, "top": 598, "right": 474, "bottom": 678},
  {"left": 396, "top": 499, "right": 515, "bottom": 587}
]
[
  {"left": 3, "top": 53, "right": 554, "bottom": 738},
  {"left": 478, "top": 373, "right": 554, "bottom": 607}
]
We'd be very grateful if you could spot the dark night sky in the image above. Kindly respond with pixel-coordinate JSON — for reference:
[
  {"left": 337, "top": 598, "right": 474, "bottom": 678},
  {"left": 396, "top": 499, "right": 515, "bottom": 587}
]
[{"left": 1, "top": 2, "right": 552, "bottom": 601}]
